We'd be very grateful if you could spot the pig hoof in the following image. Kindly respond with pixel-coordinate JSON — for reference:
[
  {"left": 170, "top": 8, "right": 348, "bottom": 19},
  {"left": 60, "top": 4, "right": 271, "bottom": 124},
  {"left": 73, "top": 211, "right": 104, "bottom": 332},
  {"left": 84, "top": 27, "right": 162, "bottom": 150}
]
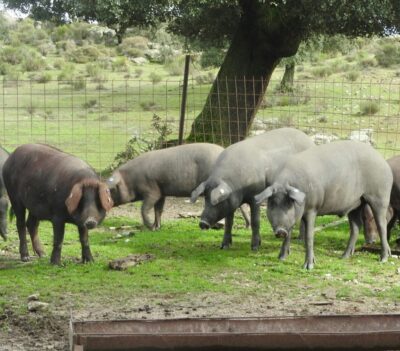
[
  {"left": 21, "top": 255, "right": 30, "bottom": 262},
  {"left": 380, "top": 256, "right": 389, "bottom": 263},
  {"left": 303, "top": 261, "right": 314, "bottom": 270},
  {"left": 220, "top": 243, "right": 231, "bottom": 249}
]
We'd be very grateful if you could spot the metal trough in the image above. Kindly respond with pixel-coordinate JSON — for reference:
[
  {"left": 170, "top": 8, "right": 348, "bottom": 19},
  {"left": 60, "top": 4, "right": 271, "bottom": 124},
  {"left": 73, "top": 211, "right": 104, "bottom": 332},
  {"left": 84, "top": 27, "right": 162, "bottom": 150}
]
[{"left": 70, "top": 314, "right": 400, "bottom": 350}]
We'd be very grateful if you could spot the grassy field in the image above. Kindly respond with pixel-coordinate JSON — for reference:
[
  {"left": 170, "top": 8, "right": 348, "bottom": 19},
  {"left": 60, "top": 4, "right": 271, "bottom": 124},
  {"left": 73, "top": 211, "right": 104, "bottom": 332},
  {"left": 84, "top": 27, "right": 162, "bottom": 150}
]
[{"left": 1, "top": 212, "right": 400, "bottom": 313}]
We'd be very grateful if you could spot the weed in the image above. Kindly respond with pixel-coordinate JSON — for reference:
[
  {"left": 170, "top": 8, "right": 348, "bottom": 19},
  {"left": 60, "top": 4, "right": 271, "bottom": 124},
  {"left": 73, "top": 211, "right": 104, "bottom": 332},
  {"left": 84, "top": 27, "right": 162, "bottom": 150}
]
[
  {"left": 149, "top": 72, "right": 162, "bottom": 84},
  {"left": 360, "top": 99, "right": 380, "bottom": 115}
]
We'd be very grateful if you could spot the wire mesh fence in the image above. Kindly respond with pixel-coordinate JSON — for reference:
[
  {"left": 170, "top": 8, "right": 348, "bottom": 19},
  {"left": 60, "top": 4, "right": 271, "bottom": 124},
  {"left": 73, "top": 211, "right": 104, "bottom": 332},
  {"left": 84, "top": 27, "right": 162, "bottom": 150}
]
[{"left": 1, "top": 76, "right": 400, "bottom": 173}]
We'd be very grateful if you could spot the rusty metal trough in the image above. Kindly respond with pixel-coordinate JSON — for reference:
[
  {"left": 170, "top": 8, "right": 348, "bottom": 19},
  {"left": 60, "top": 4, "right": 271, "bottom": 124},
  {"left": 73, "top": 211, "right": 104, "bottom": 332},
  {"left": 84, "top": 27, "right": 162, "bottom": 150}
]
[{"left": 70, "top": 314, "right": 400, "bottom": 350}]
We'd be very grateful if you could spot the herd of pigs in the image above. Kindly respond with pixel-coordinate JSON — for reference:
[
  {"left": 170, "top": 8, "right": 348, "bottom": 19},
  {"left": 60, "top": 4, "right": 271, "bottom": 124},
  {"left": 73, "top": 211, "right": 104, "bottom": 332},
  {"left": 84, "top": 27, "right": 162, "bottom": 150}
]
[{"left": 0, "top": 127, "right": 399, "bottom": 269}]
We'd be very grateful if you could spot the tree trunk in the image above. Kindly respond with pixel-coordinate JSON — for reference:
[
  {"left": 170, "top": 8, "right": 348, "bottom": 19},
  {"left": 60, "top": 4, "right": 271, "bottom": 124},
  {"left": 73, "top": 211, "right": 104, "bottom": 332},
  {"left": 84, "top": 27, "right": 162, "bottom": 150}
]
[
  {"left": 187, "top": 1, "right": 302, "bottom": 145},
  {"left": 279, "top": 62, "right": 295, "bottom": 93}
]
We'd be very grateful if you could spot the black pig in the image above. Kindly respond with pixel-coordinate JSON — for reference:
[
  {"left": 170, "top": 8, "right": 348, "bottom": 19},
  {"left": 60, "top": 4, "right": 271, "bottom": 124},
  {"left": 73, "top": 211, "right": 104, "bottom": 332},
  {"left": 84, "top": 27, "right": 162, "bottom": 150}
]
[{"left": 2, "top": 144, "right": 113, "bottom": 264}]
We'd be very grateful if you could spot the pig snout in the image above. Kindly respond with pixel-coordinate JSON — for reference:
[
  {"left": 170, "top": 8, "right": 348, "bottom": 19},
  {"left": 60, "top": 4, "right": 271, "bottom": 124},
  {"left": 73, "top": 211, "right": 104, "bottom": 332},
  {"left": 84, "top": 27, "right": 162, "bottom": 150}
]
[
  {"left": 84, "top": 217, "right": 98, "bottom": 229},
  {"left": 275, "top": 227, "right": 288, "bottom": 238},
  {"left": 199, "top": 220, "right": 211, "bottom": 230}
]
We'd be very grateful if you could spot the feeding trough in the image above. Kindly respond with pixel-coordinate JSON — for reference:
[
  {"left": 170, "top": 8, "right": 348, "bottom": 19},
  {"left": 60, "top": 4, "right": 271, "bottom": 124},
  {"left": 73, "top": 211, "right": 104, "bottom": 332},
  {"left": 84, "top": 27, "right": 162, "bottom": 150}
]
[{"left": 70, "top": 314, "right": 400, "bottom": 350}]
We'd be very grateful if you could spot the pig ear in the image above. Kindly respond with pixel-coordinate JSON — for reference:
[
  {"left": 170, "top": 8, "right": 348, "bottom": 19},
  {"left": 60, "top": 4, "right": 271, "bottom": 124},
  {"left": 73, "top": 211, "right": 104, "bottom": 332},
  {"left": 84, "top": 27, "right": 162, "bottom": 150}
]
[
  {"left": 65, "top": 183, "right": 83, "bottom": 214},
  {"left": 254, "top": 186, "right": 274, "bottom": 205},
  {"left": 99, "top": 183, "right": 114, "bottom": 212},
  {"left": 190, "top": 182, "right": 206, "bottom": 203},
  {"left": 210, "top": 183, "right": 232, "bottom": 206},
  {"left": 287, "top": 185, "right": 305, "bottom": 205}
]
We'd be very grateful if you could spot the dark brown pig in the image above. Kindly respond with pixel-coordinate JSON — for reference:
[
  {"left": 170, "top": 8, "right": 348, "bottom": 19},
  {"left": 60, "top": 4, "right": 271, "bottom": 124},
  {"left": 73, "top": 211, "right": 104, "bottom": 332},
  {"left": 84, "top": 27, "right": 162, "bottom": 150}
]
[
  {"left": 2, "top": 144, "right": 113, "bottom": 264},
  {"left": 364, "top": 154, "right": 400, "bottom": 243},
  {"left": 0, "top": 145, "right": 9, "bottom": 240}
]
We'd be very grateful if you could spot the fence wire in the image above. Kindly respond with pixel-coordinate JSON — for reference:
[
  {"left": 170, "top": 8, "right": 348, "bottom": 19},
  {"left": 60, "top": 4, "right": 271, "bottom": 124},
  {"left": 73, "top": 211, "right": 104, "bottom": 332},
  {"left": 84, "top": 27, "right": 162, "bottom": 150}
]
[{"left": 1, "top": 77, "right": 400, "bottom": 173}]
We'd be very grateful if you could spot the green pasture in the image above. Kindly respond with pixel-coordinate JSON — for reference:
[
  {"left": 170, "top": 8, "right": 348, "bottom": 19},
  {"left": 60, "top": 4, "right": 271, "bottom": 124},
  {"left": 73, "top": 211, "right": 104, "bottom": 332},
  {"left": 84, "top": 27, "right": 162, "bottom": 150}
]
[{"left": 1, "top": 213, "right": 400, "bottom": 319}]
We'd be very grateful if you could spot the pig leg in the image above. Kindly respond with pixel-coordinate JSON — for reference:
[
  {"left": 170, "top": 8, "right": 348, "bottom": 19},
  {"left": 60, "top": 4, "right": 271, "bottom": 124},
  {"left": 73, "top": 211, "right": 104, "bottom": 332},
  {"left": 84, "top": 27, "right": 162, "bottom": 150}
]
[
  {"left": 220, "top": 211, "right": 234, "bottom": 249},
  {"left": 239, "top": 205, "right": 251, "bottom": 228},
  {"left": 303, "top": 211, "right": 317, "bottom": 270},
  {"left": 78, "top": 226, "right": 93, "bottom": 263},
  {"left": 0, "top": 197, "right": 8, "bottom": 240},
  {"left": 386, "top": 208, "right": 396, "bottom": 242},
  {"left": 50, "top": 219, "right": 65, "bottom": 265},
  {"left": 141, "top": 195, "right": 161, "bottom": 230},
  {"left": 342, "top": 207, "right": 363, "bottom": 258},
  {"left": 154, "top": 197, "right": 166, "bottom": 230},
  {"left": 369, "top": 204, "right": 391, "bottom": 262},
  {"left": 297, "top": 219, "right": 306, "bottom": 241},
  {"left": 279, "top": 229, "right": 292, "bottom": 260},
  {"left": 249, "top": 202, "right": 261, "bottom": 251},
  {"left": 362, "top": 204, "right": 378, "bottom": 244},
  {"left": 26, "top": 213, "right": 45, "bottom": 258},
  {"left": 14, "top": 206, "right": 29, "bottom": 262}
]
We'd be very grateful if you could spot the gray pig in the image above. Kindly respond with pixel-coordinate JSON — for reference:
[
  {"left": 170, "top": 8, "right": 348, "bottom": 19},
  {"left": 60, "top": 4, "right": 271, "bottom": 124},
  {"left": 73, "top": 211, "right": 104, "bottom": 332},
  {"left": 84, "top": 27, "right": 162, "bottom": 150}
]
[
  {"left": 107, "top": 143, "right": 249, "bottom": 230},
  {"left": 191, "top": 128, "right": 315, "bottom": 250},
  {"left": 255, "top": 140, "right": 393, "bottom": 269},
  {"left": 0, "top": 145, "right": 9, "bottom": 240}
]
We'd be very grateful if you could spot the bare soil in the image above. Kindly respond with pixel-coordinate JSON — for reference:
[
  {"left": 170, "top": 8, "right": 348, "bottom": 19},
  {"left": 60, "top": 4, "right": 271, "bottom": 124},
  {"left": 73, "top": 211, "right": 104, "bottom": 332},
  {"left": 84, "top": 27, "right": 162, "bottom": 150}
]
[{"left": 1, "top": 198, "right": 399, "bottom": 351}]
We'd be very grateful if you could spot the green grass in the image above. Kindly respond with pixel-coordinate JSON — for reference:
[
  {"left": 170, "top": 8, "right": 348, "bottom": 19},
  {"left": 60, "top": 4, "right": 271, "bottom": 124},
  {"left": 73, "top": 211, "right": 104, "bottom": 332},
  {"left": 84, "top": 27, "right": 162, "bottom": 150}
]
[{"left": 1, "top": 215, "right": 400, "bottom": 314}]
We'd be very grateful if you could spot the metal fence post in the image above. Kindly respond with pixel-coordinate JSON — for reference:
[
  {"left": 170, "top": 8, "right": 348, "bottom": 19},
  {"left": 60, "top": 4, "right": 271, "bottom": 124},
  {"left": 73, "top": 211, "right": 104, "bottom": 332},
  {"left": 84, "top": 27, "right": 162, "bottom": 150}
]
[{"left": 178, "top": 55, "right": 190, "bottom": 145}]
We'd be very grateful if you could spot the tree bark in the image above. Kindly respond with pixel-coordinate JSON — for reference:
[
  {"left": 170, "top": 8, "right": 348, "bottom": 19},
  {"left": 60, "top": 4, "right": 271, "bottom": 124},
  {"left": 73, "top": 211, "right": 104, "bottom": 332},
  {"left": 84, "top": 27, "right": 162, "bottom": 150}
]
[
  {"left": 187, "top": 1, "right": 302, "bottom": 145},
  {"left": 279, "top": 62, "right": 295, "bottom": 92}
]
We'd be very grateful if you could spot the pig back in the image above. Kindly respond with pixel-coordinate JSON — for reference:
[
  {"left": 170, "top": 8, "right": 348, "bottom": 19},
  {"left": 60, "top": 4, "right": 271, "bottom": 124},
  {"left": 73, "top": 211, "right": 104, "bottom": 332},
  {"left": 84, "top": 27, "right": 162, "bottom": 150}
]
[
  {"left": 122, "top": 143, "right": 224, "bottom": 197},
  {"left": 210, "top": 128, "right": 314, "bottom": 190},
  {"left": 3, "top": 144, "right": 98, "bottom": 215}
]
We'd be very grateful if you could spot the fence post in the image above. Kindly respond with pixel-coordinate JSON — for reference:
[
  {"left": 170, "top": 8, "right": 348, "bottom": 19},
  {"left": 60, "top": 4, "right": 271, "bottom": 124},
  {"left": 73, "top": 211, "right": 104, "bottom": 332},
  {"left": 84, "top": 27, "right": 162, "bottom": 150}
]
[{"left": 178, "top": 54, "right": 190, "bottom": 145}]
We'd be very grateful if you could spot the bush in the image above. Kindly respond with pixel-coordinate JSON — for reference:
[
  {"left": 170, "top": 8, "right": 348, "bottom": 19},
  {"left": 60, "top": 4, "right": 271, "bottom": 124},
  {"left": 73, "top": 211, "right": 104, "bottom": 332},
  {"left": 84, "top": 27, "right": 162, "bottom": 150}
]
[
  {"left": 134, "top": 68, "right": 143, "bottom": 78},
  {"left": 360, "top": 100, "right": 379, "bottom": 115},
  {"left": 118, "top": 36, "right": 149, "bottom": 58},
  {"left": 56, "top": 39, "right": 76, "bottom": 53},
  {"left": 86, "top": 63, "right": 101, "bottom": 77},
  {"left": 22, "top": 51, "right": 46, "bottom": 72},
  {"left": 0, "top": 62, "right": 12, "bottom": 75},
  {"left": 359, "top": 57, "right": 377, "bottom": 68},
  {"left": 346, "top": 71, "right": 360, "bottom": 82},
  {"left": 311, "top": 66, "right": 333, "bottom": 78},
  {"left": 73, "top": 78, "right": 86, "bottom": 90},
  {"left": 165, "top": 57, "right": 184, "bottom": 76},
  {"left": 140, "top": 101, "right": 160, "bottom": 111},
  {"left": 149, "top": 72, "right": 162, "bottom": 84},
  {"left": 0, "top": 46, "right": 25, "bottom": 65},
  {"left": 200, "top": 47, "right": 226, "bottom": 68},
  {"left": 375, "top": 43, "right": 400, "bottom": 67},
  {"left": 112, "top": 57, "right": 129, "bottom": 72},
  {"left": 36, "top": 72, "right": 52, "bottom": 83},
  {"left": 57, "top": 63, "right": 76, "bottom": 81},
  {"left": 38, "top": 41, "right": 55, "bottom": 56},
  {"left": 195, "top": 72, "right": 215, "bottom": 85},
  {"left": 66, "top": 45, "right": 101, "bottom": 63}
]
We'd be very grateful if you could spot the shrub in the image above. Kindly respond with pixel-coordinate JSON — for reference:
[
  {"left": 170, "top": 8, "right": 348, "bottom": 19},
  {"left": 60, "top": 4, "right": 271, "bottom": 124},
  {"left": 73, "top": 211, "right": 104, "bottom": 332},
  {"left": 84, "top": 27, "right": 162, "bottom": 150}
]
[
  {"left": 36, "top": 72, "right": 52, "bottom": 83},
  {"left": 57, "top": 63, "right": 75, "bottom": 81},
  {"left": 66, "top": 45, "right": 101, "bottom": 63},
  {"left": 346, "top": 71, "right": 360, "bottom": 82},
  {"left": 22, "top": 51, "right": 46, "bottom": 72},
  {"left": 311, "top": 66, "right": 333, "bottom": 78},
  {"left": 200, "top": 47, "right": 226, "bottom": 68},
  {"left": 0, "top": 46, "right": 25, "bottom": 65},
  {"left": 118, "top": 36, "right": 149, "bottom": 58},
  {"left": 56, "top": 39, "right": 76, "bottom": 53},
  {"left": 38, "top": 42, "right": 55, "bottom": 56},
  {"left": 86, "top": 63, "right": 101, "bottom": 77},
  {"left": 112, "top": 57, "right": 129, "bottom": 72},
  {"left": 195, "top": 72, "right": 215, "bottom": 85},
  {"left": 53, "top": 58, "right": 66, "bottom": 70},
  {"left": 0, "top": 62, "right": 11, "bottom": 75},
  {"left": 375, "top": 43, "right": 400, "bottom": 67},
  {"left": 140, "top": 101, "right": 160, "bottom": 111},
  {"left": 359, "top": 57, "right": 377, "bottom": 68},
  {"left": 83, "top": 99, "right": 97, "bottom": 109},
  {"left": 360, "top": 100, "right": 379, "bottom": 115},
  {"left": 73, "top": 78, "right": 86, "bottom": 90},
  {"left": 134, "top": 68, "right": 143, "bottom": 78},
  {"left": 149, "top": 72, "right": 162, "bottom": 84},
  {"left": 165, "top": 58, "right": 184, "bottom": 76}
]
